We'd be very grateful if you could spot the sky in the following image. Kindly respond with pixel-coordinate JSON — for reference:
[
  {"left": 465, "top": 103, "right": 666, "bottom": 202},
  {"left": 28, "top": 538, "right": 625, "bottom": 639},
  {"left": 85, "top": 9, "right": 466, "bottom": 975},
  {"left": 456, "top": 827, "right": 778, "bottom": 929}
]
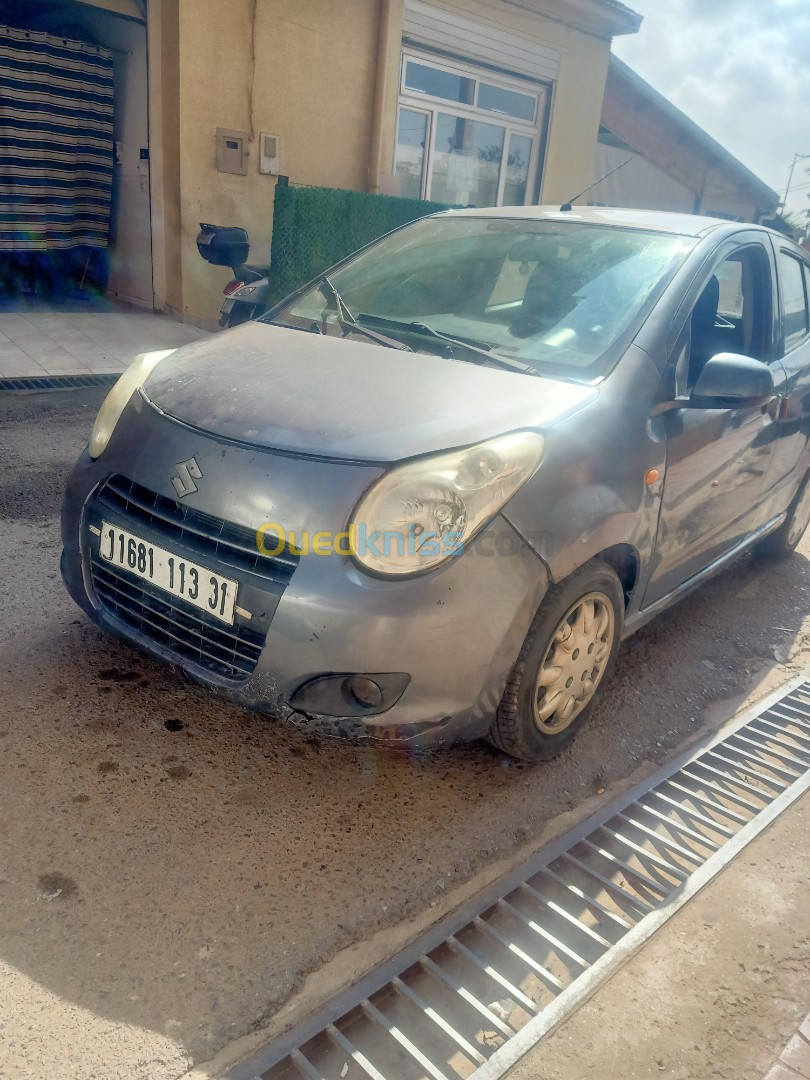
[{"left": 612, "top": 0, "right": 810, "bottom": 220}]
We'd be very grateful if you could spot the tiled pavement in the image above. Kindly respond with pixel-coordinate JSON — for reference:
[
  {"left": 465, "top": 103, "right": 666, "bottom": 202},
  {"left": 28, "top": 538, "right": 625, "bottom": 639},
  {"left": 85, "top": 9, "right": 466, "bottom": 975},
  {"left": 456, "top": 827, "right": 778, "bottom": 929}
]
[
  {"left": 765, "top": 1013, "right": 810, "bottom": 1079},
  {"left": 0, "top": 311, "right": 209, "bottom": 379}
]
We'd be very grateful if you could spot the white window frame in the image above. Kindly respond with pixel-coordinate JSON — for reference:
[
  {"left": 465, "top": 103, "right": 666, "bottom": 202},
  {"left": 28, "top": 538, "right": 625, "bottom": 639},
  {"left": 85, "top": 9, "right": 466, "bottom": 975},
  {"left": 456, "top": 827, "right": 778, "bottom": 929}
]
[{"left": 395, "top": 49, "right": 548, "bottom": 207}]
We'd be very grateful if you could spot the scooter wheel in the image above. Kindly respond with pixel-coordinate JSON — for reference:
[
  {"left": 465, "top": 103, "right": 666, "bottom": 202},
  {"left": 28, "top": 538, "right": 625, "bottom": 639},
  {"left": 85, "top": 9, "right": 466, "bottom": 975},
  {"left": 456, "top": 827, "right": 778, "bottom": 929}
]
[{"left": 221, "top": 304, "right": 258, "bottom": 329}]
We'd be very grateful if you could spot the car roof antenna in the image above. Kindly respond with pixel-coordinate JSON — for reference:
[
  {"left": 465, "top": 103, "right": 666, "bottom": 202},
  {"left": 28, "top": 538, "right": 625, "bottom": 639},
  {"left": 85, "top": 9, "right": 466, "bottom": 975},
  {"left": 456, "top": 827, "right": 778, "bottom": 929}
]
[{"left": 559, "top": 153, "right": 636, "bottom": 212}]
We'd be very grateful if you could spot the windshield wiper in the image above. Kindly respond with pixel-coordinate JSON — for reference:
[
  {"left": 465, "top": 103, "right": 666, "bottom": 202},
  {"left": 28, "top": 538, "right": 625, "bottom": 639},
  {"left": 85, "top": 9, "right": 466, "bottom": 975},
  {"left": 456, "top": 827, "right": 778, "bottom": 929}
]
[
  {"left": 358, "top": 314, "right": 535, "bottom": 374},
  {"left": 319, "top": 277, "right": 413, "bottom": 351},
  {"left": 270, "top": 320, "right": 324, "bottom": 335},
  {"left": 409, "top": 322, "right": 535, "bottom": 373}
]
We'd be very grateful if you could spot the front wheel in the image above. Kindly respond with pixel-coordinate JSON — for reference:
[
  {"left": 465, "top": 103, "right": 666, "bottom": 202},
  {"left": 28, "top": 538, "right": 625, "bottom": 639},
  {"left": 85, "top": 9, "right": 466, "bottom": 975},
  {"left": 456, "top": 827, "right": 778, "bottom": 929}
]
[
  {"left": 488, "top": 561, "right": 624, "bottom": 762},
  {"left": 755, "top": 473, "right": 810, "bottom": 560}
]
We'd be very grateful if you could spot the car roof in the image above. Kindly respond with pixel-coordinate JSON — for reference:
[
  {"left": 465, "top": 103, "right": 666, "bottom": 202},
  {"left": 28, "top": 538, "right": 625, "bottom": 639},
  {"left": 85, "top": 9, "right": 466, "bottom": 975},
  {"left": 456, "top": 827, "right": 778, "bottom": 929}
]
[{"left": 439, "top": 204, "right": 768, "bottom": 239}]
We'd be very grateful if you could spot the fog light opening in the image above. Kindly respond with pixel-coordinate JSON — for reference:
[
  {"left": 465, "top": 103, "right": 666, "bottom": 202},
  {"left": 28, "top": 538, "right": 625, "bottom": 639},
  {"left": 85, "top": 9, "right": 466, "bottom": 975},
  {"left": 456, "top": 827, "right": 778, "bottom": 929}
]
[
  {"left": 344, "top": 676, "right": 383, "bottom": 711},
  {"left": 289, "top": 672, "right": 410, "bottom": 717}
]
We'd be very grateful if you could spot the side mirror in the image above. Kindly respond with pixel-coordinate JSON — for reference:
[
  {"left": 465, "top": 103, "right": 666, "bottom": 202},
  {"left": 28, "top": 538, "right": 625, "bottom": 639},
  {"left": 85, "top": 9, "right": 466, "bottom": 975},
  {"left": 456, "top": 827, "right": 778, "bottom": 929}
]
[{"left": 691, "top": 353, "right": 774, "bottom": 408}]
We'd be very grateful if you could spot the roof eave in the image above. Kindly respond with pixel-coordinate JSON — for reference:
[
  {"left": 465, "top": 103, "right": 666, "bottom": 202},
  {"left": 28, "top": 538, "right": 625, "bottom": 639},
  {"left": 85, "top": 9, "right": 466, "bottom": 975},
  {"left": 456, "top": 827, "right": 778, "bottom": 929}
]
[
  {"left": 608, "top": 56, "right": 780, "bottom": 208},
  {"left": 504, "top": 0, "right": 642, "bottom": 38},
  {"left": 596, "top": 0, "right": 643, "bottom": 35}
]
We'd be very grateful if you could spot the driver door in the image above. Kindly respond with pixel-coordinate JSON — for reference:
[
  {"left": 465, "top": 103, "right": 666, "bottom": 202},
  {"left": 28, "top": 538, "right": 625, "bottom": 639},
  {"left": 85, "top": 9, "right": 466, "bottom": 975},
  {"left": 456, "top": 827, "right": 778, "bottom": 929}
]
[{"left": 643, "top": 239, "right": 778, "bottom": 607}]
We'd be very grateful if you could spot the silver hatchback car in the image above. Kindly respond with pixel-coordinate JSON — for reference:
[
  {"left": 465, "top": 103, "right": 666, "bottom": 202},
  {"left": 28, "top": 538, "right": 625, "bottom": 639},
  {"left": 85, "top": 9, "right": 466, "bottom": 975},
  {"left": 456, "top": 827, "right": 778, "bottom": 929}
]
[{"left": 61, "top": 208, "right": 810, "bottom": 760}]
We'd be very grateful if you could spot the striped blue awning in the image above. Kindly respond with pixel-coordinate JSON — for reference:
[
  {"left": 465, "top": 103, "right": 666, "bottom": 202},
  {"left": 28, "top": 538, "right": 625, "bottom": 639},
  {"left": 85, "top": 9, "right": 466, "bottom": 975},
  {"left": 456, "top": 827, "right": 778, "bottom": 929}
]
[{"left": 0, "top": 25, "right": 114, "bottom": 251}]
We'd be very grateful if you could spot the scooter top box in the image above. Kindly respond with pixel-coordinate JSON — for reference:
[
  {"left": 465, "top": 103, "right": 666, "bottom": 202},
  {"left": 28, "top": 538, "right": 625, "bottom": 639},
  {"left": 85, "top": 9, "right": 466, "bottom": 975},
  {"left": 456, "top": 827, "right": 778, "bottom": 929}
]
[{"left": 197, "top": 224, "right": 250, "bottom": 271}]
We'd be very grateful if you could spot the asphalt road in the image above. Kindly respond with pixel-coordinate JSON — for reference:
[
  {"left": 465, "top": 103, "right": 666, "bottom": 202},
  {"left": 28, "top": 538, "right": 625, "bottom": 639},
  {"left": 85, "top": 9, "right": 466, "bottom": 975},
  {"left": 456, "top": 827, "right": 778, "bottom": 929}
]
[{"left": 0, "top": 389, "right": 808, "bottom": 1080}]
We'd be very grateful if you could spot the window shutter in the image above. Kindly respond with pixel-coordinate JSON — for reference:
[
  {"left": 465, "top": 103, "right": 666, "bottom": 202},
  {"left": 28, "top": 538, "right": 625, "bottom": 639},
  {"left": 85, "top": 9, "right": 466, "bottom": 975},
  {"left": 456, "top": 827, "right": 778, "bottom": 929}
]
[{"left": 403, "top": 0, "right": 560, "bottom": 83}]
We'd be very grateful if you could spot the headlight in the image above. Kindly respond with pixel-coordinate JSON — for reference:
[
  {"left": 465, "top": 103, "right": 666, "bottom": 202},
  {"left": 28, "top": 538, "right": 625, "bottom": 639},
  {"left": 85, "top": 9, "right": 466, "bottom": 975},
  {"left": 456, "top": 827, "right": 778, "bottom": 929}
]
[
  {"left": 350, "top": 431, "right": 544, "bottom": 577},
  {"left": 88, "top": 349, "right": 176, "bottom": 459}
]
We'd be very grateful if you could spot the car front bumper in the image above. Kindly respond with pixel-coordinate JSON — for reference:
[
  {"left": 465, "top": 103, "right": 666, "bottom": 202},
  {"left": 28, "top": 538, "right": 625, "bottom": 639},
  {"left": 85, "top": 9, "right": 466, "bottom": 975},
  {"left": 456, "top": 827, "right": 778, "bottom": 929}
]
[{"left": 61, "top": 394, "right": 549, "bottom": 748}]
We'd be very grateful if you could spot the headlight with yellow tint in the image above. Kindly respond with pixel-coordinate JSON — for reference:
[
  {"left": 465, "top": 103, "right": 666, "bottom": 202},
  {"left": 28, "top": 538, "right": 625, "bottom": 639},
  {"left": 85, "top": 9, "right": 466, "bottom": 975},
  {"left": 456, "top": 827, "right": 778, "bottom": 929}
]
[{"left": 89, "top": 350, "right": 176, "bottom": 459}]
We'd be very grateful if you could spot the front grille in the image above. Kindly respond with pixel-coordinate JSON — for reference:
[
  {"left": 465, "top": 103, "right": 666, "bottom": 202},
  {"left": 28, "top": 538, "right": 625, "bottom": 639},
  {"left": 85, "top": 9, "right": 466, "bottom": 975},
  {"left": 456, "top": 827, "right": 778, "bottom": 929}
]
[
  {"left": 91, "top": 558, "right": 265, "bottom": 680},
  {"left": 96, "top": 474, "right": 298, "bottom": 584}
]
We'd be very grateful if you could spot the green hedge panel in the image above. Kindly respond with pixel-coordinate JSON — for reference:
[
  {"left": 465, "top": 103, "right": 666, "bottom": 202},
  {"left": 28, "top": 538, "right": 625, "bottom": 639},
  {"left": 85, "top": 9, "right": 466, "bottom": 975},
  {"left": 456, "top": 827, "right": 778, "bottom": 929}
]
[{"left": 267, "top": 184, "right": 453, "bottom": 304}]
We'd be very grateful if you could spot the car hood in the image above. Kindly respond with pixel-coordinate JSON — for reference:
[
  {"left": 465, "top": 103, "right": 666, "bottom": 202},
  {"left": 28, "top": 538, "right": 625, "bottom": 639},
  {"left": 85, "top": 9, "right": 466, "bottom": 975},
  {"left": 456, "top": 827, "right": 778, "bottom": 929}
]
[{"left": 142, "top": 322, "right": 598, "bottom": 462}]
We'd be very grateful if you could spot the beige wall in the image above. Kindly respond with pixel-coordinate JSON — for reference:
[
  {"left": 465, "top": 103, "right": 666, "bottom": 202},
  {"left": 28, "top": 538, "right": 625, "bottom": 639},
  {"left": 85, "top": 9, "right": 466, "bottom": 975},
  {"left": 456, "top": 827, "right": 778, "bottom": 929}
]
[
  {"left": 175, "top": 0, "right": 382, "bottom": 322},
  {"left": 165, "top": 0, "right": 617, "bottom": 322},
  {"left": 544, "top": 34, "right": 610, "bottom": 206},
  {"left": 148, "top": 0, "right": 182, "bottom": 314}
]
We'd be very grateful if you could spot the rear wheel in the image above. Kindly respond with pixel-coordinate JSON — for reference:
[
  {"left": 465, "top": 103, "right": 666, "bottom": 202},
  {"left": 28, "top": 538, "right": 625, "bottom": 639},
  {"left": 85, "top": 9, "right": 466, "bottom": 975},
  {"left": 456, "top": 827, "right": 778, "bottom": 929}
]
[
  {"left": 755, "top": 473, "right": 810, "bottom": 560},
  {"left": 221, "top": 302, "right": 258, "bottom": 328},
  {"left": 488, "top": 561, "right": 624, "bottom": 762}
]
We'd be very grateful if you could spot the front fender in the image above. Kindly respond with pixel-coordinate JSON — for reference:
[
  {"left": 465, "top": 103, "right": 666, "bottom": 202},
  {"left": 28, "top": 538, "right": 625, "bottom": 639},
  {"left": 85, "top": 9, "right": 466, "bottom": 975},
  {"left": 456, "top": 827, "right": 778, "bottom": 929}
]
[{"left": 502, "top": 345, "right": 664, "bottom": 602}]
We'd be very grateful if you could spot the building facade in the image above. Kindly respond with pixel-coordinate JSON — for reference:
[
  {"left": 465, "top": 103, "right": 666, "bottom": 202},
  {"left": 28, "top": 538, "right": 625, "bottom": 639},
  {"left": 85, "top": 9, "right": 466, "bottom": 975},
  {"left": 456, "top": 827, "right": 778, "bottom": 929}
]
[
  {"left": 595, "top": 57, "right": 779, "bottom": 224},
  {"left": 161, "top": 0, "right": 642, "bottom": 322},
  {"left": 0, "top": 0, "right": 641, "bottom": 322}
]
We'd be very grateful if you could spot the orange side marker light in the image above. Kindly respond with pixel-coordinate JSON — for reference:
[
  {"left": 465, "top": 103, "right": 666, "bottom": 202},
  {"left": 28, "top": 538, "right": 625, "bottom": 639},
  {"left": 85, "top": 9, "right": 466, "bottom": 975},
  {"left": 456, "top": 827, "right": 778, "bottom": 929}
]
[{"left": 645, "top": 468, "right": 660, "bottom": 485}]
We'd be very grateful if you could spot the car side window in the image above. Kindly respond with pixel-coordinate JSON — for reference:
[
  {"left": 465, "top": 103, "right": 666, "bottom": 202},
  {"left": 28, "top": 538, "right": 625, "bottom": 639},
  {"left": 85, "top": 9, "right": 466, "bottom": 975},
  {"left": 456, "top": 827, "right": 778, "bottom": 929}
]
[
  {"left": 679, "top": 246, "right": 771, "bottom": 392},
  {"left": 779, "top": 250, "right": 810, "bottom": 353}
]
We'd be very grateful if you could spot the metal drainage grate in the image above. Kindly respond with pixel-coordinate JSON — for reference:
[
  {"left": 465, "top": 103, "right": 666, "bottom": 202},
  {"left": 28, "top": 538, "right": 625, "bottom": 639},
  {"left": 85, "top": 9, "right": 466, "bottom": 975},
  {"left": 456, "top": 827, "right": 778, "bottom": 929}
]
[
  {"left": 224, "top": 675, "right": 810, "bottom": 1080},
  {"left": 0, "top": 373, "right": 119, "bottom": 392}
]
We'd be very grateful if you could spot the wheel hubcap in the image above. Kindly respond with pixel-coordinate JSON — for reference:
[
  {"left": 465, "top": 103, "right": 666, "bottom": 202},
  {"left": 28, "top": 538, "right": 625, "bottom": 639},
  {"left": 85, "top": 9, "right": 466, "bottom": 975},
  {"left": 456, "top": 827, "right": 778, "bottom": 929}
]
[
  {"left": 788, "top": 482, "right": 810, "bottom": 548},
  {"left": 533, "top": 592, "right": 616, "bottom": 735}
]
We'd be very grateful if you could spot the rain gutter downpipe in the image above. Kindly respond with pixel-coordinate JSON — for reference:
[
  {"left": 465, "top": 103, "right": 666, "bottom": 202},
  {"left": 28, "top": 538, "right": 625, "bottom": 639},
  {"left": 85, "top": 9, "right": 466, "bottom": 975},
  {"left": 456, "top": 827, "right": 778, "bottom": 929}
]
[{"left": 369, "top": 0, "right": 395, "bottom": 194}]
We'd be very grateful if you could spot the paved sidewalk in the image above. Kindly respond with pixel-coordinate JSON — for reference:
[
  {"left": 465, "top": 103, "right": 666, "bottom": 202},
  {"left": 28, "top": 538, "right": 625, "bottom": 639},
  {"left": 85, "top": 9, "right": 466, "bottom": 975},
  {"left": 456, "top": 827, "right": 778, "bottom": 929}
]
[
  {"left": 765, "top": 1013, "right": 810, "bottom": 1079},
  {"left": 0, "top": 311, "right": 208, "bottom": 379}
]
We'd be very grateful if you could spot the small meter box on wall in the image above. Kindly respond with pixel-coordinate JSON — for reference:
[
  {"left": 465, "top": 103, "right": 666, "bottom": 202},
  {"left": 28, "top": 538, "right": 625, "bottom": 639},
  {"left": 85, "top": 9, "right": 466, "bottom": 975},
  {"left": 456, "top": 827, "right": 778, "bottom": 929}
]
[
  {"left": 259, "top": 133, "right": 281, "bottom": 175},
  {"left": 216, "top": 128, "right": 249, "bottom": 175}
]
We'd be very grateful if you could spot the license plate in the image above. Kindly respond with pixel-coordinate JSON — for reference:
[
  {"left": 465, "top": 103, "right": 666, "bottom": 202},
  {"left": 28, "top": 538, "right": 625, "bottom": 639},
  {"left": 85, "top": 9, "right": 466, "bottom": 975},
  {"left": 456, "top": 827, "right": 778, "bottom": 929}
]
[{"left": 98, "top": 521, "right": 238, "bottom": 625}]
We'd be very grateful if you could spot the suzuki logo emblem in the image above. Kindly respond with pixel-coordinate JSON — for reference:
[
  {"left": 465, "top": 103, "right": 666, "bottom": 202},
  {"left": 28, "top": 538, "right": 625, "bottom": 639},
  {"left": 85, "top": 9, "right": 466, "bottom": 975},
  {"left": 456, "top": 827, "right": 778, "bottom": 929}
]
[{"left": 171, "top": 456, "right": 203, "bottom": 498}]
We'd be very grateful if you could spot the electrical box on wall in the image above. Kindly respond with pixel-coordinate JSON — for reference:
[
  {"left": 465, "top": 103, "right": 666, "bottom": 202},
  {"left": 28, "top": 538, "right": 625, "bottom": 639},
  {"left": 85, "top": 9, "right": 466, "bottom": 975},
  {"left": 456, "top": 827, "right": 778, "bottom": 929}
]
[
  {"left": 216, "top": 128, "right": 249, "bottom": 176},
  {"left": 259, "top": 133, "right": 281, "bottom": 175}
]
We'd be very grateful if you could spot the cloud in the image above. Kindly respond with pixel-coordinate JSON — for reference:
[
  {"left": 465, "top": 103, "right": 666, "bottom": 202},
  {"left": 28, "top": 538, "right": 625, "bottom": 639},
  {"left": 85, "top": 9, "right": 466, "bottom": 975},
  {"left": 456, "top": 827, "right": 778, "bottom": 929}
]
[{"left": 613, "top": 0, "right": 810, "bottom": 213}]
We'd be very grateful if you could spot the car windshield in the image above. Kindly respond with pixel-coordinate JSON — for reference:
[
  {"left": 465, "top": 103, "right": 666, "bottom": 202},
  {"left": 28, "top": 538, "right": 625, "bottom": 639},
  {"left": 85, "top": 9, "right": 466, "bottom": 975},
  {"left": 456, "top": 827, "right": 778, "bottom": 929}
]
[{"left": 266, "top": 216, "right": 695, "bottom": 379}]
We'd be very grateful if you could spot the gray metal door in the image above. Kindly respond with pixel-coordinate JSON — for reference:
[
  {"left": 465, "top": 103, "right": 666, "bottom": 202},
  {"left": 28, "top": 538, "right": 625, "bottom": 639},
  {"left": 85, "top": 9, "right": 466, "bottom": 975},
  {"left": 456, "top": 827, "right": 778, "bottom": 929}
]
[{"left": 644, "top": 240, "right": 777, "bottom": 607}]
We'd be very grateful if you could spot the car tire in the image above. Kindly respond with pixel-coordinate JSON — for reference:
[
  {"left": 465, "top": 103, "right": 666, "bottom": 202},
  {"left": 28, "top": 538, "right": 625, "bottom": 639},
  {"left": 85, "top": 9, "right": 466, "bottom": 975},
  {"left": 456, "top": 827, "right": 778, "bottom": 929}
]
[
  {"left": 488, "top": 561, "right": 624, "bottom": 763},
  {"left": 754, "top": 472, "right": 810, "bottom": 560}
]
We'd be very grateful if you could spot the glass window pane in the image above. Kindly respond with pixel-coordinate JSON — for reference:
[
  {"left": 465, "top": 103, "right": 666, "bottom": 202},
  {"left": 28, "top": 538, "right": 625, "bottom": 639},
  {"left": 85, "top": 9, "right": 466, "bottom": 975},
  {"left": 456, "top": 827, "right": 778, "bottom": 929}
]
[
  {"left": 503, "top": 134, "right": 533, "bottom": 206},
  {"left": 430, "top": 113, "right": 505, "bottom": 207},
  {"left": 394, "top": 108, "right": 427, "bottom": 200},
  {"left": 276, "top": 217, "right": 694, "bottom": 378},
  {"left": 404, "top": 61, "right": 475, "bottom": 105},
  {"left": 715, "top": 258, "right": 744, "bottom": 319},
  {"left": 779, "top": 252, "right": 809, "bottom": 349},
  {"left": 478, "top": 82, "right": 536, "bottom": 122}
]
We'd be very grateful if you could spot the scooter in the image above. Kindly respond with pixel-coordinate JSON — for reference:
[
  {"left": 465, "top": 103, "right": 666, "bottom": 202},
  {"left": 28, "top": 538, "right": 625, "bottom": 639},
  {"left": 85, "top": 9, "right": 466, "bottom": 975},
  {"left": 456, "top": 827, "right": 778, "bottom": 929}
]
[{"left": 196, "top": 223, "right": 271, "bottom": 328}]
